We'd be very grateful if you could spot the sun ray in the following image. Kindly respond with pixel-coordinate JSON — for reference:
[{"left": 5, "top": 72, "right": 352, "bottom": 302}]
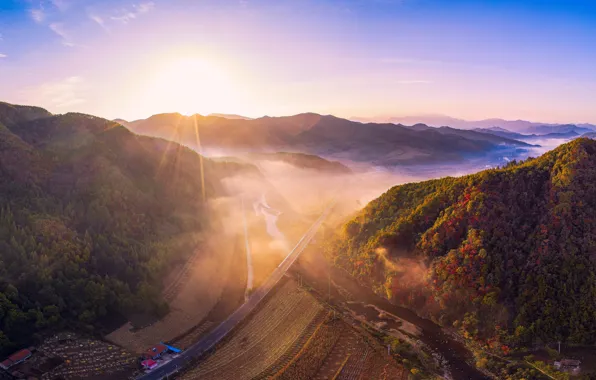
[
  {"left": 193, "top": 114, "right": 206, "bottom": 203},
  {"left": 155, "top": 113, "right": 184, "bottom": 178}
]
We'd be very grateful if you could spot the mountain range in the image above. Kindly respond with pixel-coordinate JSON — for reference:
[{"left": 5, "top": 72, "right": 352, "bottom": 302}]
[
  {"left": 473, "top": 126, "right": 589, "bottom": 141},
  {"left": 116, "top": 113, "right": 535, "bottom": 167},
  {"left": 353, "top": 114, "right": 596, "bottom": 135}
]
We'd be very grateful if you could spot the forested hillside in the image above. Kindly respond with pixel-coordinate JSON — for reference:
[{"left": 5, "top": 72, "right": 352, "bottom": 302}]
[
  {"left": 0, "top": 102, "right": 251, "bottom": 355},
  {"left": 328, "top": 138, "right": 596, "bottom": 351}
]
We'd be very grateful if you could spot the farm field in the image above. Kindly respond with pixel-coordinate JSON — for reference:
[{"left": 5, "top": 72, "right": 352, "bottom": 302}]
[
  {"left": 178, "top": 278, "right": 324, "bottom": 380},
  {"left": 106, "top": 233, "right": 244, "bottom": 353},
  {"left": 274, "top": 319, "right": 407, "bottom": 380},
  {"left": 272, "top": 315, "right": 344, "bottom": 380},
  {"left": 39, "top": 332, "right": 137, "bottom": 380}
]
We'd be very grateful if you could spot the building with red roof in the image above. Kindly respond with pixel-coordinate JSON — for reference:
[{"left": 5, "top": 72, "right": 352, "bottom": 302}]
[
  {"left": 143, "top": 344, "right": 168, "bottom": 360},
  {"left": 0, "top": 349, "right": 32, "bottom": 370},
  {"left": 141, "top": 359, "right": 158, "bottom": 370},
  {"left": 0, "top": 359, "right": 12, "bottom": 370}
]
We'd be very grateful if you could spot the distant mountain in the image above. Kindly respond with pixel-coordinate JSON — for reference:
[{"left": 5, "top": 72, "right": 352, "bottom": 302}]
[
  {"left": 473, "top": 127, "right": 532, "bottom": 140},
  {"left": 118, "top": 113, "right": 534, "bottom": 166},
  {"left": 112, "top": 118, "right": 129, "bottom": 125},
  {"left": 354, "top": 114, "right": 596, "bottom": 134},
  {"left": 476, "top": 126, "right": 590, "bottom": 143},
  {"left": 582, "top": 132, "right": 596, "bottom": 139},
  {"left": 207, "top": 113, "right": 253, "bottom": 120},
  {"left": 523, "top": 124, "right": 593, "bottom": 136},
  {"left": 119, "top": 112, "right": 322, "bottom": 150},
  {"left": 434, "top": 126, "right": 536, "bottom": 146},
  {"left": 329, "top": 138, "right": 596, "bottom": 349},
  {"left": 246, "top": 152, "right": 352, "bottom": 174}
]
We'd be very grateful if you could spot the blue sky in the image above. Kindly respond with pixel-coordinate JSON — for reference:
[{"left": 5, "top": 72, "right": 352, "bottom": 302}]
[{"left": 0, "top": 0, "right": 595, "bottom": 122}]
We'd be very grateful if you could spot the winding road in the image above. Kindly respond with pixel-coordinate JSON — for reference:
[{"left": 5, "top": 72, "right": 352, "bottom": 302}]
[{"left": 137, "top": 202, "right": 334, "bottom": 380}]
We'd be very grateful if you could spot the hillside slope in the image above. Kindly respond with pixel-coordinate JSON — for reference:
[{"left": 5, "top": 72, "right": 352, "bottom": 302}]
[
  {"left": 246, "top": 152, "right": 352, "bottom": 174},
  {"left": 0, "top": 103, "right": 253, "bottom": 355},
  {"left": 328, "top": 138, "right": 596, "bottom": 349}
]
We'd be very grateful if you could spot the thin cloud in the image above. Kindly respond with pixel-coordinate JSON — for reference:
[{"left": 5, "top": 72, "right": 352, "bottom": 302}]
[
  {"left": 49, "top": 22, "right": 76, "bottom": 47},
  {"left": 89, "top": 13, "right": 109, "bottom": 31},
  {"left": 135, "top": 1, "right": 155, "bottom": 13},
  {"left": 0, "top": 54, "right": 7, "bottom": 58},
  {"left": 24, "top": 76, "right": 86, "bottom": 108},
  {"left": 51, "top": 0, "right": 69, "bottom": 12},
  {"left": 111, "top": 11, "right": 137, "bottom": 23},
  {"left": 30, "top": 8, "right": 45, "bottom": 23},
  {"left": 49, "top": 23, "right": 68, "bottom": 39},
  {"left": 110, "top": 1, "right": 155, "bottom": 24}
]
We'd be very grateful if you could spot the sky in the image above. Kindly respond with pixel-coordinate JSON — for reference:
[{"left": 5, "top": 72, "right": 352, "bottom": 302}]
[{"left": 0, "top": 0, "right": 596, "bottom": 123}]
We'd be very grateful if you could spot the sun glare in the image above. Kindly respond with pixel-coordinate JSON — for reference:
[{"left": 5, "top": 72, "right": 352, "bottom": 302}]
[{"left": 141, "top": 55, "right": 241, "bottom": 116}]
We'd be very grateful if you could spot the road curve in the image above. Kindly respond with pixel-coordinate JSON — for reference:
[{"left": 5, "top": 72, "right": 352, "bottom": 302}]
[{"left": 137, "top": 203, "right": 334, "bottom": 380}]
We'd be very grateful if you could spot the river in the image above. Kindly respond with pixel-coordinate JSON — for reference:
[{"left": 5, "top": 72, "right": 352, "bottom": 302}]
[
  {"left": 295, "top": 250, "right": 489, "bottom": 380},
  {"left": 253, "top": 193, "right": 290, "bottom": 251}
]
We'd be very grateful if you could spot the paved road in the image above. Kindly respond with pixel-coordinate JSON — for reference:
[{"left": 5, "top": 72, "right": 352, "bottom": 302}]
[{"left": 138, "top": 203, "right": 334, "bottom": 380}]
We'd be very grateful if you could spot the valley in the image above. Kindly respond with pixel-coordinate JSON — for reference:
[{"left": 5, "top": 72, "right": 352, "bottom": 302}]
[
  {"left": 3, "top": 1, "right": 596, "bottom": 378},
  {"left": 1, "top": 101, "right": 596, "bottom": 380}
]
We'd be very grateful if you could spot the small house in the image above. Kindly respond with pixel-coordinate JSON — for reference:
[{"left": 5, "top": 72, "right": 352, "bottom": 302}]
[
  {"left": 143, "top": 344, "right": 168, "bottom": 360},
  {"left": 0, "top": 349, "right": 32, "bottom": 370},
  {"left": 141, "top": 359, "right": 158, "bottom": 370}
]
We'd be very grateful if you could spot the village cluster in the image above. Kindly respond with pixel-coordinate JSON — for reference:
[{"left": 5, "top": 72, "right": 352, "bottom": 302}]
[{"left": 0, "top": 332, "right": 183, "bottom": 379}]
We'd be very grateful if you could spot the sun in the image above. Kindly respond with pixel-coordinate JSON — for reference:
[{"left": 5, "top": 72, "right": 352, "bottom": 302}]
[{"left": 142, "top": 55, "right": 241, "bottom": 116}]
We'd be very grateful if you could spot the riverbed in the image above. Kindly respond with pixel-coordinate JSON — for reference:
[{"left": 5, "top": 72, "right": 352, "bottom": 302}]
[{"left": 295, "top": 247, "right": 489, "bottom": 380}]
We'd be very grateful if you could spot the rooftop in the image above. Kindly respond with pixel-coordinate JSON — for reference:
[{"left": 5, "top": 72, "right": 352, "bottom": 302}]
[{"left": 9, "top": 349, "right": 32, "bottom": 363}]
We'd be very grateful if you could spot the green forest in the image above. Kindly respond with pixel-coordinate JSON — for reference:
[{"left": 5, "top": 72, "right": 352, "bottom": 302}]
[
  {"left": 0, "top": 102, "right": 252, "bottom": 355},
  {"left": 328, "top": 138, "right": 596, "bottom": 353}
]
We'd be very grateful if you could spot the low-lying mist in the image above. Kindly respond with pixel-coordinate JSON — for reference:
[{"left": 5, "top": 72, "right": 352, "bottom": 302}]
[{"left": 196, "top": 138, "right": 575, "bottom": 305}]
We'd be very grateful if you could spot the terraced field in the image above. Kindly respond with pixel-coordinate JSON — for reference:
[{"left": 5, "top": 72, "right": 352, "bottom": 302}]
[
  {"left": 272, "top": 317, "right": 344, "bottom": 380},
  {"left": 273, "top": 317, "right": 406, "bottom": 380},
  {"left": 313, "top": 325, "right": 364, "bottom": 380},
  {"left": 357, "top": 351, "right": 407, "bottom": 380},
  {"left": 318, "top": 325, "right": 407, "bottom": 380},
  {"left": 179, "top": 279, "right": 324, "bottom": 380}
]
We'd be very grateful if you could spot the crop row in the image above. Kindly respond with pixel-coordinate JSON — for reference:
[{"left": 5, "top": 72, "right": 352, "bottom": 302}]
[
  {"left": 255, "top": 310, "right": 329, "bottom": 378},
  {"left": 336, "top": 346, "right": 369, "bottom": 380},
  {"left": 180, "top": 279, "right": 323, "bottom": 380},
  {"left": 359, "top": 352, "right": 408, "bottom": 380},
  {"left": 272, "top": 318, "right": 344, "bottom": 380}
]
